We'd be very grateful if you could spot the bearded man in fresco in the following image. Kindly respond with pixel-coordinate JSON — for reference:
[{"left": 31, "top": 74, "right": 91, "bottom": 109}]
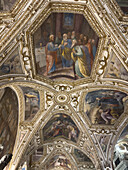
[
  {"left": 45, "top": 34, "right": 60, "bottom": 76},
  {"left": 61, "top": 33, "right": 72, "bottom": 67}
]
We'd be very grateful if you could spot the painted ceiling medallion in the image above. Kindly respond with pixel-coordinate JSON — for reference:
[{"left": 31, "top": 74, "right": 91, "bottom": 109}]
[
  {"left": 56, "top": 93, "right": 68, "bottom": 103},
  {"left": 33, "top": 12, "right": 99, "bottom": 80},
  {"left": 0, "top": 0, "right": 128, "bottom": 170}
]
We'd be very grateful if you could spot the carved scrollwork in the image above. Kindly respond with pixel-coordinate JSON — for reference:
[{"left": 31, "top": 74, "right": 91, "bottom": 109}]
[
  {"left": 19, "top": 35, "right": 32, "bottom": 77},
  {"left": 45, "top": 91, "right": 54, "bottom": 110},
  {"left": 70, "top": 92, "right": 81, "bottom": 111},
  {"left": 53, "top": 84, "right": 73, "bottom": 91}
]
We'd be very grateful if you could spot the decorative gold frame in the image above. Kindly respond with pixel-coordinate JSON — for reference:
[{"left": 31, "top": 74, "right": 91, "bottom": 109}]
[{"left": 0, "top": 0, "right": 128, "bottom": 170}]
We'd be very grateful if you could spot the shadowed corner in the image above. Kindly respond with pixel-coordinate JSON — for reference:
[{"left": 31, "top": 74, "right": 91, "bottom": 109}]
[{"left": 0, "top": 153, "right": 13, "bottom": 170}]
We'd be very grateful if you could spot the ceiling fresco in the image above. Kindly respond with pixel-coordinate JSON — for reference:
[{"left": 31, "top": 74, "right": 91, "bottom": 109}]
[
  {"left": 104, "top": 51, "right": 128, "bottom": 81},
  {"left": 43, "top": 113, "right": 80, "bottom": 143},
  {"left": 0, "top": 49, "right": 23, "bottom": 76},
  {"left": 0, "top": 0, "right": 128, "bottom": 170},
  {"left": 33, "top": 13, "right": 98, "bottom": 80},
  {"left": 0, "top": 0, "right": 16, "bottom": 11},
  {"left": 74, "top": 148, "right": 94, "bottom": 163},
  {"left": 84, "top": 90, "right": 127, "bottom": 125}
]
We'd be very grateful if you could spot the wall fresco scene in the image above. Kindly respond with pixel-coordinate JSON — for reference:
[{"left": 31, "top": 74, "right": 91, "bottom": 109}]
[
  {"left": 74, "top": 148, "right": 93, "bottom": 162},
  {"left": 84, "top": 90, "right": 127, "bottom": 125},
  {"left": 104, "top": 52, "right": 128, "bottom": 81},
  {"left": 74, "top": 149, "right": 95, "bottom": 169},
  {"left": 0, "top": 49, "right": 23, "bottom": 76},
  {"left": 34, "top": 13, "right": 99, "bottom": 80},
  {"left": 43, "top": 113, "right": 80, "bottom": 142},
  {"left": 20, "top": 86, "right": 40, "bottom": 121}
]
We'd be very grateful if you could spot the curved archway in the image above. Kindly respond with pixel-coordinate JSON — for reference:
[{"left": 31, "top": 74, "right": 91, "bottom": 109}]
[{"left": 0, "top": 87, "right": 18, "bottom": 164}]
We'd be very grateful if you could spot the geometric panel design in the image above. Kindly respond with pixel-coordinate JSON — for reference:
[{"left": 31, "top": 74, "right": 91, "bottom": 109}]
[
  {"left": 84, "top": 90, "right": 127, "bottom": 125},
  {"left": 31, "top": 146, "right": 43, "bottom": 162},
  {"left": 104, "top": 52, "right": 128, "bottom": 81},
  {"left": 43, "top": 113, "right": 80, "bottom": 143},
  {"left": 94, "top": 134, "right": 111, "bottom": 158},
  {"left": 33, "top": 13, "right": 98, "bottom": 80},
  {"left": 0, "top": 49, "right": 23, "bottom": 76}
]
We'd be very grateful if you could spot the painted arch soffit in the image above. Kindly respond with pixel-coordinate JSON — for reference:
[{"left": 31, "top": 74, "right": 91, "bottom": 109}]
[{"left": 0, "top": 1, "right": 127, "bottom": 85}]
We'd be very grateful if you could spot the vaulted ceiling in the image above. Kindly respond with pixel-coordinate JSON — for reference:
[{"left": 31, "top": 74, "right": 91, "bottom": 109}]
[{"left": 0, "top": 0, "right": 128, "bottom": 170}]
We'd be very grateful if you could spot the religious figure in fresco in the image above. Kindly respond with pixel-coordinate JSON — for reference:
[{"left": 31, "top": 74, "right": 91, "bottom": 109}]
[
  {"left": 87, "top": 38, "right": 94, "bottom": 69},
  {"left": 60, "top": 33, "right": 72, "bottom": 68},
  {"left": 91, "top": 39, "right": 97, "bottom": 59},
  {"left": 71, "top": 39, "right": 89, "bottom": 78},
  {"left": 71, "top": 31, "right": 76, "bottom": 41},
  {"left": 45, "top": 35, "right": 61, "bottom": 75},
  {"left": 84, "top": 90, "right": 127, "bottom": 125},
  {"left": 34, "top": 13, "right": 98, "bottom": 80},
  {"left": 43, "top": 113, "right": 79, "bottom": 142},
  {"left": 99, "top": 108, "right": 116, "bottom": 124}
]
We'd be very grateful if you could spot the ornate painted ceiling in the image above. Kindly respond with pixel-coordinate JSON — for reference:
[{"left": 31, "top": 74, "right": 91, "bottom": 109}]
[{"left": 0, "top": 0, "right": 128, "bottom": 170}]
